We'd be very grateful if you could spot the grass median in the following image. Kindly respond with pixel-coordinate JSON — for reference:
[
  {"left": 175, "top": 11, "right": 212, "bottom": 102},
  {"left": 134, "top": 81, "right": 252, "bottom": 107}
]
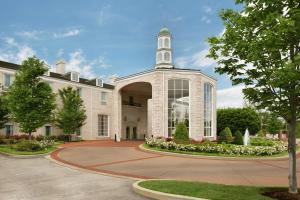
[{"left": 138, "top": 180, "right": 295, "bottom": 200}]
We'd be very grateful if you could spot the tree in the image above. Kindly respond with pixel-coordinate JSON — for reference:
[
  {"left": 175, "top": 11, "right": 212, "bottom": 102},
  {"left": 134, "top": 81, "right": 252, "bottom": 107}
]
[
  {"left": 217, "top": 107, "right": 260, "bottom": 135},
  {"left": 266, "top": 114, "right": 283, "bottom": 135},
  {"left": 218, "top": 127, "right": 233, "bottom": 144},
  {"left": 208, "top": 0, "right": 300, "bottom": 193},
  {"left": 55, "top": 87, "right": 86, "bottom": 138},
  {"left": 233, "top": 130, "right": 243, "bottom": 145},
  {"left": 174, "top": 122, "right": 189, "bottom": 142},
  {"left": 0, "top": 95, "right": 9, "bottom": 129},
  {"left": 6, "top": 57, "right": 56, "bottom": 138}
]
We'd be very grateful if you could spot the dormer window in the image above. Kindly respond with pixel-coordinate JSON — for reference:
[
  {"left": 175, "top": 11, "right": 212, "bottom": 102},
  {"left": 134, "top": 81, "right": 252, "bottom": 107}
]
[
  {"left": 71, "top": 72, "right": 80, "bottom": 82},
  {"left": 96, "top": 78, "right": 103, "bottom": 87}
]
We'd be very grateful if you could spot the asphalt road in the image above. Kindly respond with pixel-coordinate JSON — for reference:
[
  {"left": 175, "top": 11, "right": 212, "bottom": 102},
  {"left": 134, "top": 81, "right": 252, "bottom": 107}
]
[{"left": 0, "top": 155, "right": 149, "bottom": 200}]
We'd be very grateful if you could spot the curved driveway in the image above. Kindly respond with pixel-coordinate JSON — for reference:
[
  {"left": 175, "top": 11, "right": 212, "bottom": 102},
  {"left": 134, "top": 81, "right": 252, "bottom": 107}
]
[{"left": 52, "top": 140, "right": 300, "bottom": 187}]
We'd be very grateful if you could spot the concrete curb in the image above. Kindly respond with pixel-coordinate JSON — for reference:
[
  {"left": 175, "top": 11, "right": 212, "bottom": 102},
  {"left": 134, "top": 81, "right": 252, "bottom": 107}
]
[
  {"left": 139, "top": 144, "right": 293, "bottom": 161},
  {"left": 133, "top": 180, "right": 209, "bottom": 200},
  {"left": 0, "top": 150, "right": 53, "bottom": 159}
]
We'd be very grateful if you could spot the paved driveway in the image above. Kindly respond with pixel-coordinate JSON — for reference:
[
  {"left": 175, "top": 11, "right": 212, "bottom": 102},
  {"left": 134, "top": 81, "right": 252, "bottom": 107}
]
[
  {"left": 0, "top": 154, "right": 148, "bottom": 200},
  {"left": 52, "top": 140, "right": 300, "bottom": 187}
]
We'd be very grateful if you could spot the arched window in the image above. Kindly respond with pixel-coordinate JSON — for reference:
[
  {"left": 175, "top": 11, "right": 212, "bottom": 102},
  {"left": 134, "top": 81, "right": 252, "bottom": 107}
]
[
  {"left": 164, "top": 52, "right": 170, "bottom": 61},
  {"left": 164, "top": 38, "right": 170, "bottom": 48},
  {"left": 157, "top": 53, "right": 162, "bottom": 62},
  {"left": 158, "top": 38, "right": 163, "bottom": 48}
]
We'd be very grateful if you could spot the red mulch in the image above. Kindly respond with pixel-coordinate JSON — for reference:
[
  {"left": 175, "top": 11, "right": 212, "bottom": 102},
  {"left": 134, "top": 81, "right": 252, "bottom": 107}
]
[{"left": 263, "top": 189, "right": 300, "bottom": 200}]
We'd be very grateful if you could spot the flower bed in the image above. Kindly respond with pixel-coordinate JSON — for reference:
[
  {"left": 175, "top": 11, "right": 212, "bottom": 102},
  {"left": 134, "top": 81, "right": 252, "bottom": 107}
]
[{"left": 145, "top": 137, "right": 287, "bottom": 156}]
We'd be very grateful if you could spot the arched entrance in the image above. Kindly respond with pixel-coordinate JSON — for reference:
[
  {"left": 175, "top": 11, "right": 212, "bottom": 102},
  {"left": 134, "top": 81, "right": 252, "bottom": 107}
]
[{"left": 120, "top": 82, "right": 152, "bottom": 140}]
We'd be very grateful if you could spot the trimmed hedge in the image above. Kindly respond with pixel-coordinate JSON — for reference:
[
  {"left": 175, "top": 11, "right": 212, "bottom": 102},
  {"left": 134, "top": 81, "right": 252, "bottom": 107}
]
[
  {"left": 217, "top": 108, "right": 260, "bottom": 135},
  {"left": 219, "top": 127, "right": 233, "bottom": 144}
]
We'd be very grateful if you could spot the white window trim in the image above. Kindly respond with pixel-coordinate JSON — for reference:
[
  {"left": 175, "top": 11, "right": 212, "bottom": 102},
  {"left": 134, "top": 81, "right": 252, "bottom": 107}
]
[
  {"left": 96, "top": 78, "right": 103, "bottom": 87},
  {"left": 71, "top": 71, "right": 80, "bottom": 82},
  {"left": 97, "top": 114, "right": 110, "bottom": 137}
]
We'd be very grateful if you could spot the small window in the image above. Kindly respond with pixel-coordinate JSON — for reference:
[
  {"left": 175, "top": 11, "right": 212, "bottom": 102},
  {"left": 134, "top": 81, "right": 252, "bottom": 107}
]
[
  {"left": 164, "top": 52, "right": 170, "bottom": 61},
  {"left": 5, "top": 124, "right": 13, "bottom": 136},
  {"left": 158, "top": 38, "right": 163, "bottom": 48},
  {"left": 71, "top": 72, "right": 79, "bottom": 82},
  {"left": 45, "top": 125, "right": 52, "bottom": 136},
  {"left": 157, "top": 53, "right": 162, "bottom": 62},
  {"left": 164, "top": 38, "right": 170, "bottom": 48},
  {"left": 96, "top": 78, "right": 103, "bottom": 87},
  {"left": 101, "top": 91, "right": 107, "bottom": 105}
]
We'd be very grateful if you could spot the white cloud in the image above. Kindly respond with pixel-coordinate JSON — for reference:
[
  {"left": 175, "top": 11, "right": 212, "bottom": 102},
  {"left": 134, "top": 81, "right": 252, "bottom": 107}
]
[
  {"left": 217, "top": 85, "right": 245, "bottom": 108},
  {"left": 0, "top": 37, "right": 35, "bottom": 64},
  {"left": 176, "top": 48, "right": 216, "bottom": 68},
  {"left": 17, "top": 31, "right": 42, "bottom": 39},
  {"left": 201, "top": 16, "right": 211, "bottom": 24},
  {"left": 53, "top": 29, "right": 81, "bottom": 38},
  {"left": 203, "top": 6, "right": 213, "bottom": 14},
  {"left": 57, "top": 48, "right": 64, "bottom": 58},
  {"left": 63, "top": 49, "right": 111, "bottom": 78}
]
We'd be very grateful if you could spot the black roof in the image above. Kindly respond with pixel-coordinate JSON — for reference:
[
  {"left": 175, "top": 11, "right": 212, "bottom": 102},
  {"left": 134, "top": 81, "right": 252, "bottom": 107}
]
[{"left": 0, "top": 60, "right": 114, "bottom": 90}]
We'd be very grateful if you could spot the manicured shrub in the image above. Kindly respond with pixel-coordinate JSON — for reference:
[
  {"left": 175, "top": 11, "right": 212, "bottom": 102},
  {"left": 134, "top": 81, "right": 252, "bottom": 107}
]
[
  {"left": 46, "top": 135, "right": 58, "bottom": 141},
  {"left": 257, "top": 129, "right": 266, "bottom": 137},
  {"left": 35, "top": 135, "right": 45, "bottom": 141},
  {"left": 14, "top": 140, "right": 42, "bottom": 151},
  {"left": 217, "top": 108, "right": 260, "bottom": 135},
  {"left": 174, "top": 122, "right": 189, "bottom": 143},
  {"left": 57, "top": 134, "right": 71, "bottom": 142},
  {"left": 250, "top": 137, "right": 276, "bottom": 147},
  {"left": 219, "top": 127, "right": 233, "bottom": 144},
  {"left": 233, "top": 131, "right": 243, "bottom": 145}
]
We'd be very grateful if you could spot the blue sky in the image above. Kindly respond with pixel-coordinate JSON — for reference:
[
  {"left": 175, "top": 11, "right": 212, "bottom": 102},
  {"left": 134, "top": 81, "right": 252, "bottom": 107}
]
[{"left": 0, "top": 0, "right": 244, "bottom": 107}]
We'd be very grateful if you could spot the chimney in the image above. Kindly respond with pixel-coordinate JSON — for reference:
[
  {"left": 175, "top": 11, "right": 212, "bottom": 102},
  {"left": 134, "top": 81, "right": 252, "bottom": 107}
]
[{"left": 56, "top": 60, "right": 66, "bottom": 74}]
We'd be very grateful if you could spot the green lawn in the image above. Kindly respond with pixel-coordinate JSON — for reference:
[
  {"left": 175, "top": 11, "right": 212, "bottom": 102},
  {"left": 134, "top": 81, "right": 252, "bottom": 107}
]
[
  {"left": 0, "top": 144, "right": 56, "bottom": 155},
  {"left": 143, "top": 144, "right": 290, "bottom": 158},
  {"left": 138, "top": 180, "right": 276, "bottom": 200}
]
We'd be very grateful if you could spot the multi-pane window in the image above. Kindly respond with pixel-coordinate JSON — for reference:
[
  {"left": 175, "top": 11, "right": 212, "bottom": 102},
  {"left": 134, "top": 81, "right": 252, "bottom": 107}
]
[
  {"left": 204, "top": 83, "right": 213, "bottom": 137},
  {"left": 98, "top": 115, "right": 108, "bottom": 136},
  {"left": 5, "top": 124, "right": 13, "bottom": 136},
  {"left": 4, "top": 73, "right": 13, "bottom": 88},
  {"left": 101, "top": 92, "right": 107, "bottom": 105},
  {"left": 168, "top": 79, "right": 189, "bottom": 137},
  {"left": 45, "top": 125, "right": 52, "bottom": 136}
]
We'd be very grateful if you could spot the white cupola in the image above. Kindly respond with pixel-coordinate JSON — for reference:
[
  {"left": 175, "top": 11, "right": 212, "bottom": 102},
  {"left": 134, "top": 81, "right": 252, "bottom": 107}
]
[{"left": 155, "top": 27, "right": 173, "bottom": 69}]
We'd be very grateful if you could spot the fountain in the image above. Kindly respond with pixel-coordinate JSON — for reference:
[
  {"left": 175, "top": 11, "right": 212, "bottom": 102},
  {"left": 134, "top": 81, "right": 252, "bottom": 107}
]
[{"left": 243, "top": 129, "right": 250, "bottom": 146}]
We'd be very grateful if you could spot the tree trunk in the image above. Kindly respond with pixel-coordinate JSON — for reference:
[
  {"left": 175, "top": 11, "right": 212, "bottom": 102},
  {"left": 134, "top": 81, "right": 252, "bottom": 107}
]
[
  {"left": 288, "top": 117, "right": 298, "bottom": 193},
  {"left": 28, "top": 132, "right": 32, "bottom": 140}
]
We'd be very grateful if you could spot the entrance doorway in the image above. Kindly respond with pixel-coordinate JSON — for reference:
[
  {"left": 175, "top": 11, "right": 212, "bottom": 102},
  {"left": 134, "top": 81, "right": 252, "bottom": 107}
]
[{"left": 126, "top": 126, "right": 138, "bottom": 140}]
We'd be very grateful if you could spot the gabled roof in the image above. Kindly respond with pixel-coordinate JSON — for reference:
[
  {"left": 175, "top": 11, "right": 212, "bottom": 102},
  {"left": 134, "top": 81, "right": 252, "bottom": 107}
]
[{"left": 0, "top": 60, "right": 114, "bottom": 89}]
